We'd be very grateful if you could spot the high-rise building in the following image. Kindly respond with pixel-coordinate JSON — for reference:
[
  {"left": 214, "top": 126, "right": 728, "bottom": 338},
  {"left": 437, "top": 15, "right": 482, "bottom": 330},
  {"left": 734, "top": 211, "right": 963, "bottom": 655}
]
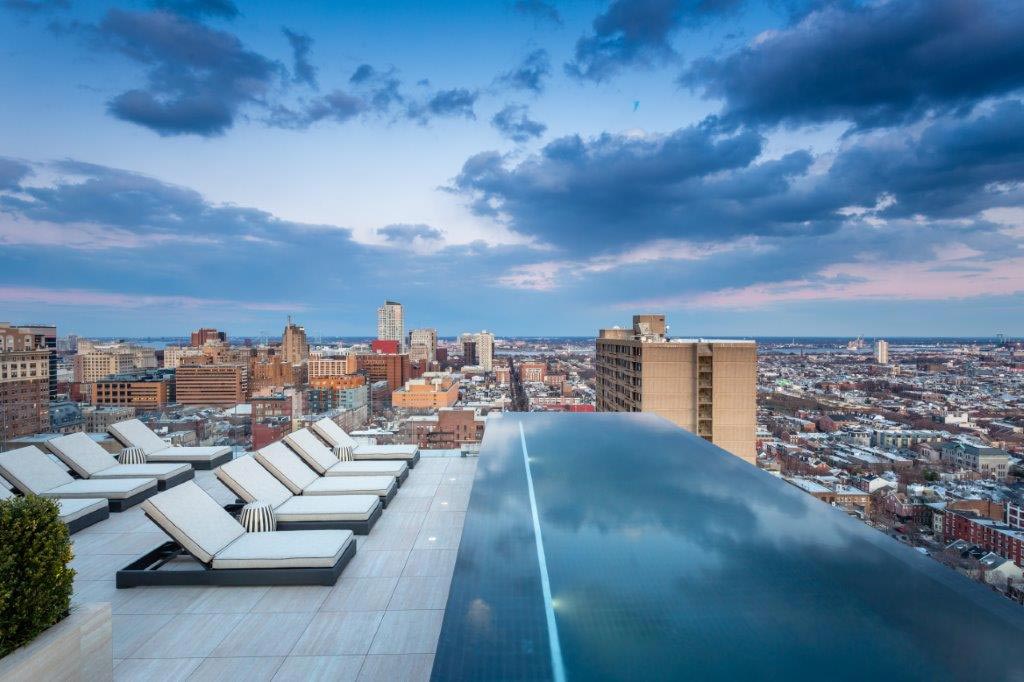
[
  {"left": 0, "top": 323, "right": 51, "bottom": 442},
  {"left": 409, "top": 328, "right": 437, "bottom": 364},
  {"left": 596, "top": 314, "right": 757, "bottom": 464},
  {"left": 356, "top": 352, "right": 410, "bottom": 393},
  {"left": 282, "top": 316, "right": 309, "bottom": 364},
  {"left": 459, "top": 331, "right": 494, "bottom": 371},
  {"left": 19, "top": 325, "right": 57, "bottom": 400},
  {"left": 874, "top": 339, "right": 889, "bottom": 364},
  {"left": 377, "top": 301, "right": 404, "bottom": 351},
  {"left": 190, "top": 328, "right": 227, "bottom": 346}
]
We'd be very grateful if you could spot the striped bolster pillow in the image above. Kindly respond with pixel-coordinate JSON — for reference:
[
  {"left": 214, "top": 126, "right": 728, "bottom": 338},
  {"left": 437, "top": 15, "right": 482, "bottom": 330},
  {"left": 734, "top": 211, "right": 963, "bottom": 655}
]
[
  {"left": 333, "top": 445, "right": 355, "bottom": 461},
  {"left": 239, "top": 501, "right": 276, "bottom": 532}
]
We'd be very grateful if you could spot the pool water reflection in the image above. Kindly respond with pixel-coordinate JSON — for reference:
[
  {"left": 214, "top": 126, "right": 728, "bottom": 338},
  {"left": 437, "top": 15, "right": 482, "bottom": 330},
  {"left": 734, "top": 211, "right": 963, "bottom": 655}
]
[{"left": 432, "top": 413, "right": 1024, "bottom": 681}]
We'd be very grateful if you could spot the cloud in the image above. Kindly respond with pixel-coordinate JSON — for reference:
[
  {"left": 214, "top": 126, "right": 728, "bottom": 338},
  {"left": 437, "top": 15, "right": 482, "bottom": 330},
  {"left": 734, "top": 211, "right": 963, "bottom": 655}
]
[
  {"left": 452, "top": 100, "right": 1024, "bottom": 255},
  {"left": 283, "top": 27, "right": 317, "bottom": 88},
  {"left": 0, "top": 286, "right": 304, "bottom": 311},
  {"left": 491, "top": 104, "right": 546, "bottom": 142},
  {"left": 512, "top": 0, "right": 561, "bottom": 25},
  {"left": 409, "top": 88, "right": 478, "bottom": 122},
  {"left": 98, "top": 9, "right": 280, "bottom": 136},
  {"left": 348, "top": 64, "right": 403, "bottom": 111},
  {"left": 0, "top": 157, "right": 32, "bottom": 190},
  {"left": 376, "top": 223, "right": 444, "bottom": 243},
  {"left": 566, "top": 0, "right": 744, "bottom": 81},
  {"left": 151, "top": 0, "right": 239, "bottom": 20},
  {"left": 683, "top": 0, "right": 1024, "bottom": 130},
  {"left": 497, "top": 49, "right": 551, "bottom": 93}
]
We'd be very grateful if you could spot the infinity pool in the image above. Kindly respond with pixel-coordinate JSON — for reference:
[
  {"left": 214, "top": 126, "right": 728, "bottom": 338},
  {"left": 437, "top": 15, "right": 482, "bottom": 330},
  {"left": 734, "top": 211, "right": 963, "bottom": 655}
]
[{"left": 432, "top": 412, "right": 1024, "bottom": 681}]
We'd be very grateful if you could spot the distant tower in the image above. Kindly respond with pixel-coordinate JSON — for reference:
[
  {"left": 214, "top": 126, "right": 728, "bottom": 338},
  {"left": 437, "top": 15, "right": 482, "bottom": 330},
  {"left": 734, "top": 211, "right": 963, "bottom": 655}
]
[
  {"left": 874, "top": 339, "right": 889, "bottom": 364},
  {"left": 377, "top": 301, "right": 404, "bottom": 351},
  {"left": 282, "top": 316, "right": 309, "bottom": 364}
]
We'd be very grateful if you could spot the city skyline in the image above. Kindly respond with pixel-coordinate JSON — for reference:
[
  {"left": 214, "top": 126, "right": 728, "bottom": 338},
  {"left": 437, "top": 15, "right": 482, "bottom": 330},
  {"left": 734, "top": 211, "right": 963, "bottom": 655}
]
[{"left": 2, "top": 0, "right": 1024, "bottom": 336}]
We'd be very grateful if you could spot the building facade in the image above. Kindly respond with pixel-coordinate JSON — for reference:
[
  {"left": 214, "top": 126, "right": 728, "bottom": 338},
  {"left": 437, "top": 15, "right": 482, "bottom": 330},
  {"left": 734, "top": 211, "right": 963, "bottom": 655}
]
[
  {"left": 356, "top": 353, "right": 410, "bottom": 393},
  {"left": 91, "top": 370, "right": 173, "bottom": 408},
  {"left": 0, "top": 323, "right": 52, "bottom": 440},
  {"left": 377, "top": 301, "right": 404, "bottom": 350},
  {"left": 282, "top": 317, "right": 309, "bottom": 364},
  {"left": 175, "top": 364, "right": 247, "bottom": 407},
  {"left": 392, "top": 373, "right": 460, "bottom": 409},
  {"left": 875, "top": 339, "right": 889, "bottom": 364},
  {"left": 190, "top": 328, "right": 227, "bottom": 346},
  {"left": 409, "top": 328, "right": 437, "bottom": 364},
  {"left": 596, "top": 314, "right": 757, "bottom": 463}
]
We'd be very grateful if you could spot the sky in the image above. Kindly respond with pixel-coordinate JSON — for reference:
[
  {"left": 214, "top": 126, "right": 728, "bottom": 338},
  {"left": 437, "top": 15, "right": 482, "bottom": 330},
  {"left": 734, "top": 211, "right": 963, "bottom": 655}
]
[{"left": 1, "top": 0, "right": 1024, "bottom": 338}]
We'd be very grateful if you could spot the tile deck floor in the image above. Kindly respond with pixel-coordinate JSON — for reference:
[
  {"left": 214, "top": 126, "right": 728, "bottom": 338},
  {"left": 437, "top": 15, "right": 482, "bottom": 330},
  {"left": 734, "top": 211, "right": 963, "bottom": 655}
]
[{"left": 68, "top": 454, "right": 477, "bottom": 682}]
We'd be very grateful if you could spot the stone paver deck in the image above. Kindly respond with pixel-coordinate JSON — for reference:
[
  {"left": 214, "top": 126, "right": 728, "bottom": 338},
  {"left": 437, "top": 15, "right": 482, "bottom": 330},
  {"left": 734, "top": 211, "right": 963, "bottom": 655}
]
[{"left": 68, "top": 454, "right": 476, "bottom": 682}]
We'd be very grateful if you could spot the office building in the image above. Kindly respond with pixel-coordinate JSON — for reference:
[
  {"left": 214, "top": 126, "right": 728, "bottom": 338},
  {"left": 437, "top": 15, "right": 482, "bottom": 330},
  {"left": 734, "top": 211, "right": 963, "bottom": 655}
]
[
  {"left": 0, "top": 322, "right": 52, "bottom": 440},
  {"left": 175, "top": 364, "right": 248, "bottom": 407},
  {"left": 91, "top": 369, "right": 174, "bottom": 408},
  {"left": 462, "top": 339, "right": 477, "bottom": 366},
  {"left": 281, "top": 316, "right": 309, "bottom": 364},
  {"left": 308, "top": 356, "right": 356, "bottom": 378},
  {"left": 371, "top": 339, "right": 400, "bottom": 354},
  {"left": 875, "top": 339, "right": 889, "bottom": 364},
  {"left": 19, "top": 324, "right": 57, "bottom": 400},
  {"left": 377, "top": 301, "right": 404, "bottom": 350},
  {"left": 163, "top": 345, "right": 205, "bottom": 368},
  {"left": 596, "top": 314, "right": 757, "bottom": 463},
  {"left": 190, "top": 328, "right": 227, "bottom": 346},
  {"left": 307, "top": 377, "right": 368, "bottom": 414},
  {"left": 409, "top": 328, "right": 437, "bottom": 364}
]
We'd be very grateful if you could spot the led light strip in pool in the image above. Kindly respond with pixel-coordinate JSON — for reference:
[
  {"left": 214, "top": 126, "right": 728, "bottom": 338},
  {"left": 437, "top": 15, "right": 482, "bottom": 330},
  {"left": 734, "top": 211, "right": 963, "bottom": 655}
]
[{"left": 519, "top": 420, "right": 567, "bottom": 682}]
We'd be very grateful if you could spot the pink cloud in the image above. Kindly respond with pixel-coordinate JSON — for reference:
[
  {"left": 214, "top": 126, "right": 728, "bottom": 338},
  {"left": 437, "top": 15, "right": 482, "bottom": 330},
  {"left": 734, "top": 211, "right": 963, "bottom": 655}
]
[
  {"left": 626, "top": 256, "right": 1024, "bottom": 310},
  {"left": 0, "top": 286, "right": 305, "bottom": 312}
]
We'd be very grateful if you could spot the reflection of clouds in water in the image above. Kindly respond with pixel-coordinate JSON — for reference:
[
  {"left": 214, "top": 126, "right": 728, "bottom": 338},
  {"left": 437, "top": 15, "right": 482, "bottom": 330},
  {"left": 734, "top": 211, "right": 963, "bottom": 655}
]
[{"left": 467, "top": 597, "right": 493, "bottom": 635}]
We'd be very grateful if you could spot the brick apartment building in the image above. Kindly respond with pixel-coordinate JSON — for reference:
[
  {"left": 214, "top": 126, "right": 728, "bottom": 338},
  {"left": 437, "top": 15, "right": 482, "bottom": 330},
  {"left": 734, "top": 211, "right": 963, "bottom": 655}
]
[
  {"left": 91, "top": 370, "right": 173, "bottom": 409},
  {"left": 356, "top": 353, "right": 410, "bottom": 393},
  {"left": 1, "top": 322, "right": 52, "bottom": 439},
  {"left": 943, "top": 510, "right": 1024, "bottom": 568},
  {"left": 175, "top": 364, "right": 248, "bottom": 407}
]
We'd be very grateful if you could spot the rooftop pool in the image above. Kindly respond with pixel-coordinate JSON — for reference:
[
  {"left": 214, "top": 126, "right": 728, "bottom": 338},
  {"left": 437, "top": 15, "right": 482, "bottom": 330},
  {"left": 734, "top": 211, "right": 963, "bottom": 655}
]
[{"left": 432, "top": 413, "right": 1024, "bottom": 681}]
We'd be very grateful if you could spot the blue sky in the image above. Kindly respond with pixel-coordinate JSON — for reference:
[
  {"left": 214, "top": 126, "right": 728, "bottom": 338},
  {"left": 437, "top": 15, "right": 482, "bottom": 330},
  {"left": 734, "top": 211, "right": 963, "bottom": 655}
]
[{"left": 2, "top": 0, "right": 1024, "bottom": 337}]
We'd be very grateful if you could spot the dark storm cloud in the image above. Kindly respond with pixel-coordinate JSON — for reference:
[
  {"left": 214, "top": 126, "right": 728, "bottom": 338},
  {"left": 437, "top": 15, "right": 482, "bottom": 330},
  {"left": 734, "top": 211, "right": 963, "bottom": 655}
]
[
  {"left": 683, "top": 0, "right": 1024, "bottom": 130},
  {"left": 151, "top": 0, "right": 238, "bottom": 20},
  {"left": 98, "top": 9, "right": 280, "bottom": 136},
  {"left": 451, "top": 100, "right": 1024, "bottom": 252},
  {"left": 566, "top": 0, "right": 743, "bottom": 81},
  {"left": 376, "top": 223, "right": 444, "bottom": 243},
  {"left": 283, "top": 27, "right": 317, "bottom": 88},
  {"left": 497, "top": 49, "right": 551, "bottom": 93},
  {"left": 491, "top": 104, "right": 546, "bottom": 142},
  {"left": 512, "top": 0, "right": 561, "bottom": 25},
  {"left": 0, "top": 157, "right": 32, "bottom": 190},
  {"left": 0, "top": 160, "right": 351, "bottom": 243}
]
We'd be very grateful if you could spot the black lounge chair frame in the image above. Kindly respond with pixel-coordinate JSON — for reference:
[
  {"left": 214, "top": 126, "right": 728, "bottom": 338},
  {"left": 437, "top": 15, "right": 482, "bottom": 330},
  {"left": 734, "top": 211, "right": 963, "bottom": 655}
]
[
  {"left": 116, "top": 538, "right": 356, "bottom": 588},
  {"left": 223, "top": 499, "right": 383, "bottom": 535},
  {"left": 66, "top": 505, "right": 110, "bottom": 534}
]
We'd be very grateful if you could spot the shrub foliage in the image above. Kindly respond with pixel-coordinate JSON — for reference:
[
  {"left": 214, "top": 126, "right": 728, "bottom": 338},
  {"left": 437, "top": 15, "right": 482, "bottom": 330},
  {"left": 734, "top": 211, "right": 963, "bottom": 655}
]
[{"left": 0, "top": 495, "right": 75, "bottom": 658}]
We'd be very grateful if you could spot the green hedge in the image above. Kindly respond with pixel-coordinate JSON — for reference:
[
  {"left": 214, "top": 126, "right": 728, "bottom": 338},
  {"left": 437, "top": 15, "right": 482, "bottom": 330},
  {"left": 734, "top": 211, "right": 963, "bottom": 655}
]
[{"left": 0, "top": 495, "right": 75, "bottom": 658}]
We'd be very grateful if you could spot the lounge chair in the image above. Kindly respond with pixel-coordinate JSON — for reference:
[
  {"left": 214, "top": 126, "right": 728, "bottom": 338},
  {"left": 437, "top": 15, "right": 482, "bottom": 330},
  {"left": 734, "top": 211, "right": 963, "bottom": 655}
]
[
  {"left": 310, "top": 417, "right": 420, "bottom": 467},
  {"left": 255, "top": 442, "right": 397, "bottom": 507},
  {"left": 116, "top": 481, "right": 356, "bottom": 587},
  {"left": 284, "top": 428, "right": 409, "bottom": 485},
  {"left": 215, "top": 455, "right": 382, "bottom": 534},
  {"left": 47, "top": 432, "right": 194, "bottom": 491},
  {"left": 107, "top": 419, "right": 232, "bottom": 470},
  {"left": 0, "top": 446, "right": 157, "bottom": 512},
  {"left": 0, "top": 484, "right": 108, "bottom": 534}
]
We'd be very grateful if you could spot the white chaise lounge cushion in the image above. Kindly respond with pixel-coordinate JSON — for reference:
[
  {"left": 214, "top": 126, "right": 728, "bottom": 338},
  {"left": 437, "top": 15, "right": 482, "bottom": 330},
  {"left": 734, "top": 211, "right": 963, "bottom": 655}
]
[
  {"left": 353, "top": 444, "right": 420, "bottom": 460},
  {"left": 0, "top": 446, "right": 75, "bottom": 494},
  {"left": 274, "top": 495, "right": 379, "bottom": 522},
  {"left": 283, "top": 428, "right": 338, "bottom": 475},
  {"left": 303, "top": 476, "right": 396, "bottom": 497},
  {"left": 108, "top": 419, "right": 230, "bottom": 462},
  {"left": 255, "top": 442, "right": 319, "bottom": 494},
  {"left": 211, "top": 529, "right": 353, "bottom": 569},
  {"left": 57, "top": 498, "right": 108, "bottom": 523},
  {"left": 145, "top": 447, "right": 231, "bottom": 463},
  {"left": 48, "top": 433, "right": 189, "bottom": 480},
  {"left": 322, "top": 460, "right": 408, "bottom": 478},
  {"left": 142, "top": 481, "right": 245, "bottom": 564},
  {"left": 0, "top": 484, "right": 106, "bottom": 524},
  {"left": 216, "top": 456, "right": 292, "bottom": 508},
  {"left": 108, "top": 419, "right": 170, "bottom": 455},
  {"left": 45, "top": 478, "right": 155, "bottom": 499},
  {"left": 310, "top": 418, "right": 358, "bottom": 448}
]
